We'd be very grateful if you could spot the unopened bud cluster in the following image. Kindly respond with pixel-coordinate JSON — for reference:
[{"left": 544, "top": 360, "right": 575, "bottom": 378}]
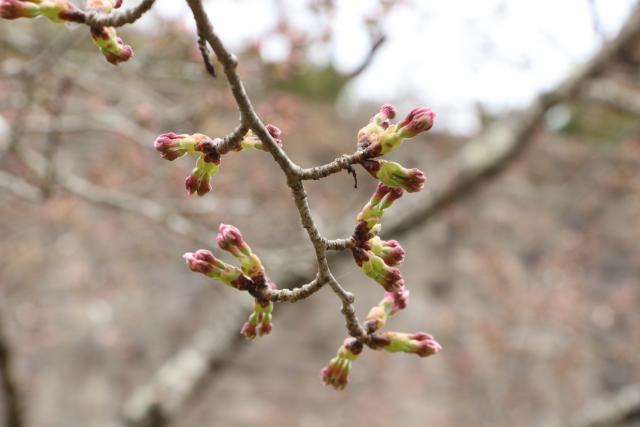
[
  {"left": 153, "top": 125, "right": 283, "bottom": 196},
  {"left": 1, "top": 0, "right": 133, "bottom": 65},
  {"left": 185, "top": 224, "right": 276, "bottom": 338},
  {"left": 320, "top": 104, "right": 441, "bottom": 390}
]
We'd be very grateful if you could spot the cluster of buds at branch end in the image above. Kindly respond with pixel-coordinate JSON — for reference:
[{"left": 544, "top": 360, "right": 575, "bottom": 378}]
[
  {"left": 1, "top": 0, "right": 82, "bottom": 22},
  {"left": 185, "top": 156, "right": 220, "bottom": 196},
  {"left": 321, "top": 338, "right": 363, "bottom": 391},
  {"left": 357, "top": 104, "right": 435, "bottom": 156},
  {"left": 362, "top": 159, "right": 426, "bottom": 193},
  {"left": 370, "top": 331, "right": 442, "bottom": 358},
  {"left": 240, "top": 300, "right": 273, "bottom": 340}
]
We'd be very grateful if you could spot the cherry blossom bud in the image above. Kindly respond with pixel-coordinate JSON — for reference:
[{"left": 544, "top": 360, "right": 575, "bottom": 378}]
[
  {"left": 362, "top": 159, "right": 426, "bottom": 193},
  {"left": 352, "top": 247, "right": 404, "bottom": 292},
  {"left": 216, "top": 224, "right": 264, "bottom": 279},
  {"left": 368, "top": 236, "right": 405, "bottom": 266},
  {"left": 240, "top": 124, "right": 283, "bottom": 152},
  {"left": 1, "top": 0, "right": 40, "bottom": 19},
  {"left": 356, "top": 183, "right": 403, "bottom": 231},
  {"left": 241, "top": 300, "right": 273, "bottom": 340},
  {"left": 185, "top": 156, "right": 220, "bottom": 196},
  {"left": 154, "top": 132, "right": 208, "bottom": 161},
  {"left": 90, "top": 26, "right": 133, "bottom": 65},
  {"left": 370, "top": 331, "right": 442, "bottom": 357},
  {"left": 364, "top": 285, "right": 410, "bottom": 333},
  {"left": 397, "top": 107, "right": 435, "bottom": 138},
  {"left": 371, "top": 103, "right": 397, "bottom": 129},
  {"left": 320, "top": 338, "right": 363, "bottom": 390},
  {"left": 183, "top": 250, "right": 251, "bottom": 290},
  {"left": 1, "top": 0, "right": 81, "bottom": 22}
]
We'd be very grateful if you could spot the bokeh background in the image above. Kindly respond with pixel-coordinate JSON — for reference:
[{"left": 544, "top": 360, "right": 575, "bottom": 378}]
[{"left": 1, "top": 1, "right": 640, "bottom": 426}]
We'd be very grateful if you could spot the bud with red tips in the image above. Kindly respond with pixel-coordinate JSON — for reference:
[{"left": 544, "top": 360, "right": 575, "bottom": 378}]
[
  {"left": 357, "top": 104, "right": 435, "bottom": 156},
  {"left": 240, "top": 300, "right": 273, "bottom": 340},
  {"left": 216, "top": 224, "right": 264, "bottom": 279},
  {"left": 239, "top": 124, "right": 283, "bottom": 152},
  {"left": 183, "top": 249, "right": 251, "bottom": 290},
  {"left": 1, "top": 0, "right": 40, "bottom": 19},
  {"left": 352, "top": 247, "right": 404, "bottom": 292},
  {"left": 154, "top": 132, "right": 208, "bottom": 161},
  {"left": 90, "top": 26, "right": 133, "bottom": 65},
  {"left": 364, "top": 285, "right": 410, "bottom": 333},
  {"left": 87, "top": 0, "right": 134, "bottom": 65},
  {"left": 369, "top": 331, "right": 442, "bottom": 357},
  {"left": 356, "top": 182, "right": 403, "bottom": 231},
  {"left": 1, "top": 0, "right": 79, "bottom": 22},
  {"left": 368, "top": 235, "right": 405, "bottom": 266},
  {"left": 362, "top": 159, "right": 426, "bottom": 193},
  {"left": 397, "top": 107, "right": 436, "bottom": 138},
  {"left": 185, "top": 156, "right": 220, "bottom": 196},
  {"left": 320, "top": 338, "right": 363, "bottom": 391}
]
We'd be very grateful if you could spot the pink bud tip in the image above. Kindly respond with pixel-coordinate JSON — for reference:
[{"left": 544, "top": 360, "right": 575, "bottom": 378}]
[
  {"left": 380, "top": 104, "right": 396, "bottom": 120},
  {"left": 412, "top": 333, "right": 443, "bottom": 357},
  {"left": 183, "top": 250, "right": 216, "bottom": 274},
  {"left": 397, "top": 107, "right": 436, "bottom": 138},
  {"left": 216, "top": 224, "right": 245, "bottom": 251},
  {"left": 1, "top": 0, "right": 39, "bottom": 19},
  {"left": 185, "top": 174, "right": 211, "bottom": 196}
]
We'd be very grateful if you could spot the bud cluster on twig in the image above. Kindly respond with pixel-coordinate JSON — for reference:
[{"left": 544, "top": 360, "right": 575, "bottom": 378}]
[
  {"left": 3, "top": 0, "right": 443, "bottom": 392},
  {"left": 1, "top": 0, "right": 133, "bottom": 64}
]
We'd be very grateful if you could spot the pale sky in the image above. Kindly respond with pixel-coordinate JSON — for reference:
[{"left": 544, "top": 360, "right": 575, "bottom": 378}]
[{"left": 151, "top": 0, "right": 637, "bottom": 134}]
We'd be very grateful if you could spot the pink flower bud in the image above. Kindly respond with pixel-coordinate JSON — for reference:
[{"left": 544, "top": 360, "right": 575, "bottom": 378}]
[
  {"left": 369, "top": 236, "right": 405, "bottom": 266},
  {"left": 216, "top": 224, "right": 248, "bottom": 255},
  {"left": 154, "top": 132, "right": 189, "bottom": 161},
  {"left": 185, "top": 156, "right": 220, "bottom": 196},
  {"left": 353, "top": 248, "right": 404, "bottom": 292},
  {"left": 90, "top": 26, "right": 133, "bottom": 65},
  {"left": 1, "top": 0, "right": 40, "bottom": 19},
  {"left": 370, "top": 331, "right": 442, "bottom": 357},
  {"left": 185, "top": 173, "right": 211, "bottom": 196},
  {"left": 363, "top": 159, "right": 426, "bottom": 193},
  {"left": 370, "top": 104, "right": 397, "bottom": 130},
  {"left": 240, "top": 125, "right": 283, "bottom": 152},
  {"left": 183, "top": 250, "right": 217, "bottom": 275},
  {"left": 114, "top": 0, "right": 123, "bottom": 7},
  {"left": 397, "top": 107, "right": 435, "bottom": 138},
  {"left": 241, "top": 300, "right": 273, "bottom": 340},
  {"left": 320, "top": 338, "right": 363, "bottom": 391}
]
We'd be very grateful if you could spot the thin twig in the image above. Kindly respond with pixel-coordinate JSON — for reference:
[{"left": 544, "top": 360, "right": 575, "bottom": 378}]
[{"left": 80, "top": 0, "right": 157, "bottom": 28}]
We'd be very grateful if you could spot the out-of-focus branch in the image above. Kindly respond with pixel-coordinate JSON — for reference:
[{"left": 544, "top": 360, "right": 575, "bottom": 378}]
[
  {"left": 582, "top": 78, "right": 640, "bottom": 115},
  {"left": 121, "top": 293, "right": 247, "bottom": 427},
  {"left": 564, "top": 383, "right": 640, "bottom": 427},
  {"left": 344, "top": 34, "right": 386, "bottom": 80},
  {"left": 0, "top": 313, "right": 23, "bottom": 427}
]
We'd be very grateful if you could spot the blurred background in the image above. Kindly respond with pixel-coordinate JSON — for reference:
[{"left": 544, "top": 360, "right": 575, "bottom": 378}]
[{"left": 1, "top": 1, "right": 640, "bottom": 426}]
